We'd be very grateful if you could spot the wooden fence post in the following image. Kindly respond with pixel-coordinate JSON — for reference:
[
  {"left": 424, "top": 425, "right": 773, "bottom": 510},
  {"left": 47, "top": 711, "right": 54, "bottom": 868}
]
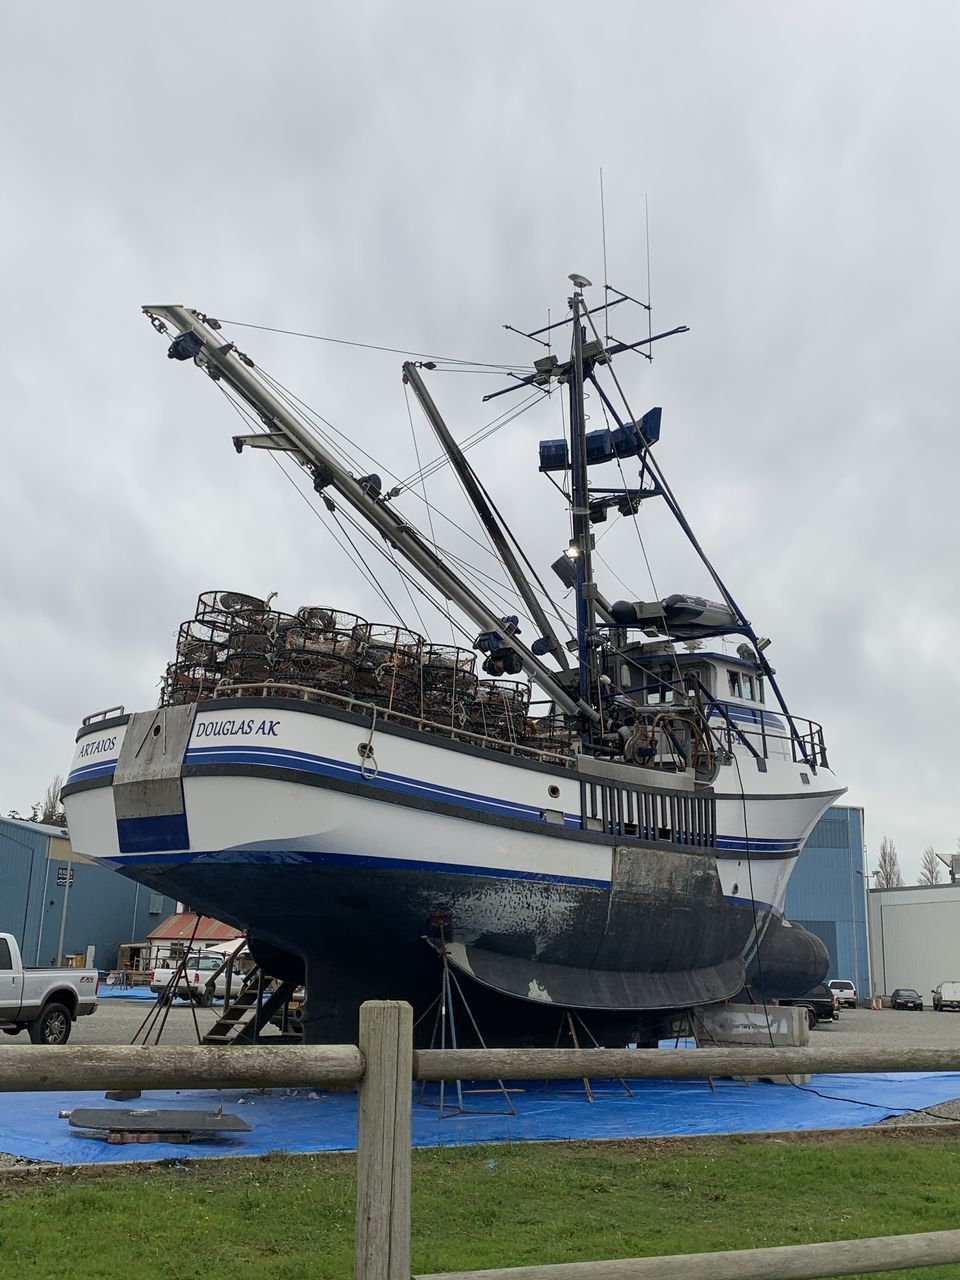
[{"left": 356, "top": 1000, "right": 413, "bottom": 1280}]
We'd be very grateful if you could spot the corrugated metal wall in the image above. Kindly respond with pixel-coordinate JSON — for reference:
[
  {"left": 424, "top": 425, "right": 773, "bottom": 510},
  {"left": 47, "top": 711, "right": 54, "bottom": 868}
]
[
  {"left": 0, "top": 819, "right": 48, "bottom": 954},
  {"left": 784, "top": 805, "right": 870, "bottom": 996},
  {"left": 0, "top": 817, "right": 176, "bottom": 970},
  {"left": 868, "top": 885, "right": 960, "bottom": 997}
]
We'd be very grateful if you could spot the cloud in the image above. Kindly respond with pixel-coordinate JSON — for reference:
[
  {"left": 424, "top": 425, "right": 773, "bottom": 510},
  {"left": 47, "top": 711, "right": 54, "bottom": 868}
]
[{"left": 1, "top": 1, "right": 957, "bottom": 876}]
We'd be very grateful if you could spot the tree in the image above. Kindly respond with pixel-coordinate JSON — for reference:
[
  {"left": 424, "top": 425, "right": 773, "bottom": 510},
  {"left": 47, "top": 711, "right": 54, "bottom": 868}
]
[
  {"left": 7, "top": 775, "right": 66, "bottom": 828},
  {"left": 37, "top": 775, "right": 66, "bottom": 826},
  {"left": 919, "top": 846, "right": 943, "bottom": 886},
  {"left": 874, "top": 836, "right": 903, "bottom": 888}
]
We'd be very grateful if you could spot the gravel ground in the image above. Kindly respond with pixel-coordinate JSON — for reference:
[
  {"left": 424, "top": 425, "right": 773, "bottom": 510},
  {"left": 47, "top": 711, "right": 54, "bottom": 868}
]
[
  {"left": 803, "top": 1007, "right": 960, "bottom": 1127},
  {"left": 67, "top": 997, "right": 230, "bottom": 1046},
  {"left": 3, "top": 1003, "right": 960, "bottom": 1168}
]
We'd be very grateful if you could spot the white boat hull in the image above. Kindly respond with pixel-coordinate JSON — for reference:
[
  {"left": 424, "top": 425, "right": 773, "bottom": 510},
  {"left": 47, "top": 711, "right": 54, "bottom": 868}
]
[{"left": 63, "top": 698, "right": 843, "bottom": 1043}]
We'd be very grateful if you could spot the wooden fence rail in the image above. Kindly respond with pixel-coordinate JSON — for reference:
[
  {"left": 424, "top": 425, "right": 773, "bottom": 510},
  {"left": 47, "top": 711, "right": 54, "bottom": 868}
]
[
  {"left": 415, "top": 1043, "right": 960, "bottom": 1081},
  {"left": 1, "top": 1001, "right": 959, "bottom": 1280},
  {"left": 0, "top": 1043, "right": 363, "bottom": 1092},
  {"left": 414, "top": 1229, "right": 960, "bottom": 1280}
]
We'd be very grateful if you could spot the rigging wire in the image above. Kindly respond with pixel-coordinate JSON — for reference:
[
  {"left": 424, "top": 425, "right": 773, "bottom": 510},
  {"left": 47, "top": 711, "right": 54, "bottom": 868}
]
[
  {"left": 207, "top": 319, "right": 660, "bottom": 699},
  {"left": 238, "top": 365, "right": 543, "bottom": 635},
  {"left": 212, "top": 382, "right": 408, "bottom": 622},
  {"left": 224, "top": 308, "right": 703, "bottom": 708},
  {"left": 403, "top": 382, "right": 457, "bottom": 644},
  {"left": 252, "top": 355, "right": 580, "bottom": 645},
  {"left": 217, "top": 317, "right": 531, "bottom": 372},
  {"left": 579, "top": 306, "right": 684, "bottom": 684},
  {"left": 384, "top": 538, "right": 430, "bottom": 637},
  {"left": 254, "top": 356, "right": 549, "bottom": 591},
  {"left": 403, "top": 389, "right": 548, "bottom": 487}
]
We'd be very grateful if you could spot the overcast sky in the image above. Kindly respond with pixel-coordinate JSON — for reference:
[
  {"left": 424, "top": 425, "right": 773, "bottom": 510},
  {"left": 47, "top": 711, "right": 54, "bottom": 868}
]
[{"left": 2, "top": 2, "right": 957, "bottom": 880}]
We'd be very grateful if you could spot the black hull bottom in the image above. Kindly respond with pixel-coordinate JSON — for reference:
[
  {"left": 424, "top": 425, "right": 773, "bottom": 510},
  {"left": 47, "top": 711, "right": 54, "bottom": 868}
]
[{"left": 123, "top": 858, "right": 827, "bottom": 1048}]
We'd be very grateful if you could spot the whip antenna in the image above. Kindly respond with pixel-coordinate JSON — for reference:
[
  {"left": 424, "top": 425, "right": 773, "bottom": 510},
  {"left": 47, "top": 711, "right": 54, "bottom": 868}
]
[{"left": 600, "top": 167, "right": 611, "bottom": 343}]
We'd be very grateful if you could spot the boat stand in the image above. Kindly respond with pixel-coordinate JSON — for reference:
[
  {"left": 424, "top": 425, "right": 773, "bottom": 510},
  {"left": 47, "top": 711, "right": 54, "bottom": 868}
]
[
  {"left": 683, "top": 1007, "right": 750, "bottom": 1090},
  {"left": 417, "top": 936, "right": 515, "bottom": 1118},
  {"left": 106, "top": 945, "right": 208, "bottom": 1101},
  {"left": 541, "top": 1010, "right": 634, "bottom": 1103}
]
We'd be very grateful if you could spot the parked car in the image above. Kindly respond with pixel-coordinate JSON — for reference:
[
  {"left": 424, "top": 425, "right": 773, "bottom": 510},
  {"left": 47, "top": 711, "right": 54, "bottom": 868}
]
[
  {"left": 932, "top": 981, "right": 960, "bottom": 1012},
  {"left": 0, "top": 931, "right": 98, "bottom": 1044},
  {"left": 150, "top": 950, "right": 231, "bottom": 1005},
  {"left": 779, "top": 982, "right": 839, "bottom": 1028},
  {"left": 891, "top": 988, "right": 923, "bottom": 1011},
  {"left": 827, "top": 979, "right": 858, "bottom": 1008}
]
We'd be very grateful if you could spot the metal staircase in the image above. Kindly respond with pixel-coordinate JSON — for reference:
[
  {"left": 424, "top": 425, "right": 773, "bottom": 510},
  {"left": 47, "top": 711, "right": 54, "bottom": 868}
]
[{"left": 200, "top": 968, "right": 301, "bottom": 1045}]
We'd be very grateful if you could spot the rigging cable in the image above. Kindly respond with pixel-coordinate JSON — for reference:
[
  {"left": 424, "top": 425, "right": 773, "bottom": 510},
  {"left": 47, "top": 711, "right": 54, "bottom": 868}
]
[
  {"left": 212, "top": 382, "right": 409, "bottom": 623},
  {"left": 255, "top": 357, "right": 578, "bottom": 643},
  {"left": 217, "top": 317, "right": 531, "bottom": 372},
  {"left": 403, "top": 382, "right": 456, "bottom": 644},
  {"left": 254, "top": 357, "right": 549, "bottom": 590}
]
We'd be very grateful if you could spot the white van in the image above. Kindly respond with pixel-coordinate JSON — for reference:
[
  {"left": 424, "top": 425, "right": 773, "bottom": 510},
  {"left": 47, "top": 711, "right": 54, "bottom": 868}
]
[{"left": 932, "top": 981, "right": 960, "bottom": 1012}]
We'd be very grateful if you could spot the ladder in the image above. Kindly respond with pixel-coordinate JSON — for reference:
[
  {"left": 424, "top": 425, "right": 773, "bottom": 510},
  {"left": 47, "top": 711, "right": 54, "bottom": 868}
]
[{"left": 200, "top": 968, "right": 300, "bottom": 1045}]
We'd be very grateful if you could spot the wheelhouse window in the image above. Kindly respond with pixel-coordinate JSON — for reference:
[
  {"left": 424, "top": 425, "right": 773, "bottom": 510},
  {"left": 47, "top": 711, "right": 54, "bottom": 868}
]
[
  {"left": 646, "top": 663, "right": 674, "bottom": 706},
  {"left": 728, "top": 672, "right": 742, "bottom": 698},
  {"left": 742, "top": 673, "right": 754, "bottom": 700}
]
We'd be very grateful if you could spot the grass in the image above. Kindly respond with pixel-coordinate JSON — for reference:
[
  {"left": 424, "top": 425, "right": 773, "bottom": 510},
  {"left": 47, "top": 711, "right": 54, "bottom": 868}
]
[{"left": 0, "top": 1131, "right": 959, "bottom": 1278}]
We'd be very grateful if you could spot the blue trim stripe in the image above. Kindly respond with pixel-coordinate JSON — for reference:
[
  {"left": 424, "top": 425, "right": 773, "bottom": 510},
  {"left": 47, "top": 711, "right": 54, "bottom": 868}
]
[
  {"left": 723, "top": 893, "right": 780, "bottom": 915},
  {"left": 716, "top": 835, "right": 800, "bottom": 853},
  {"left": 101, "top": 844, "right": 611, "bottom": 888},
  {"left": 66, "top": 758, "right": 118, "bottom": 785},
  {"left": 185, "top": 744, "right": 546, "bottom": 822}
]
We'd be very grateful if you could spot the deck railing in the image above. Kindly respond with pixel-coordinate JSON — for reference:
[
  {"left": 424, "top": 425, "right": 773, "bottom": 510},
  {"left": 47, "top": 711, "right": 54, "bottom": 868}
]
[{"left": 3, "top": 1004, "right": 960, "bottom": 1279}]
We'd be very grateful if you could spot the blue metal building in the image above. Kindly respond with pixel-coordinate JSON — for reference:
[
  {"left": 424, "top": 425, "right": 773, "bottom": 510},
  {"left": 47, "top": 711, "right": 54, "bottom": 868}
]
[
  {"left": 784, "top": 804, "right": 870, "bottom": 997},
  {"left": 0, "top": 816, "right": 176, "bottom": 971}
]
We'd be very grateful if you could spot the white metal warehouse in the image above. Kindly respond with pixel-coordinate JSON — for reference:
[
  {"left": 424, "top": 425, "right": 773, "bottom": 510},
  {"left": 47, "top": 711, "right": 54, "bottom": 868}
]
[{"left": 868, "top": 883, "right": 960, "bottom": 999}]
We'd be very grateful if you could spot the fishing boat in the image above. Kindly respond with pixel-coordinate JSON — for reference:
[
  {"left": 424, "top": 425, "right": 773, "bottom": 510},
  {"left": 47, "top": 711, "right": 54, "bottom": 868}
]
[{"left": 62, "top": 277, "right": 844, "bottom": 1045}]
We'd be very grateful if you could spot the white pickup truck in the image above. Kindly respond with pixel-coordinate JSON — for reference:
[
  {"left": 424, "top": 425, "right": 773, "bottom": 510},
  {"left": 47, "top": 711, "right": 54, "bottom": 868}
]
[{"left": 0, "top": 932, "right": 98, "bottom": 1044}]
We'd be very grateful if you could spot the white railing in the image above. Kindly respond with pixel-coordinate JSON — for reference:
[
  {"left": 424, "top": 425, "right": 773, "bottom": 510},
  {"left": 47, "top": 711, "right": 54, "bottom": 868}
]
[{"left": 3, "top": 1004, "right": 959, "bottom": 1280}]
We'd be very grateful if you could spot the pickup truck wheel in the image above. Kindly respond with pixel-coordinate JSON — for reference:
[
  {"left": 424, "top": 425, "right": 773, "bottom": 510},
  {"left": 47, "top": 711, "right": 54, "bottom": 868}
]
[
  {"left": 199, "top": 986, "right": 214, "bottom": 1008},
  {"left": 806, "top": 1008, "right": 817, "bottom": 1030},
  {"left": 28, "top": 1003, "right": 72, "bottom": 1045}
]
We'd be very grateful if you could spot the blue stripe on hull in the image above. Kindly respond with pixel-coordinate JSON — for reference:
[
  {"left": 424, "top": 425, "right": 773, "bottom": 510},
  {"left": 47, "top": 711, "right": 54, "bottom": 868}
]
[
  {"left": 66, "top": 759, "right": 118, "bottom": 785},
  {"left": 73, "top": 745, "right": 805, "bottom": 857},
  {"left": 185, "top": 743, "right": 546, "bottom": 821}
]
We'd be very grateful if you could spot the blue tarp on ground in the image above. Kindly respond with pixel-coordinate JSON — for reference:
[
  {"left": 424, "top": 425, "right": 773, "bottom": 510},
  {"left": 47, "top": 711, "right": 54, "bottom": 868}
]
[
  {"left": 2, "top": 1072, "right": 959, "bottom": 1165},
  {"left": 95, "top": 988, "right": 158, "bottom": 1000}
]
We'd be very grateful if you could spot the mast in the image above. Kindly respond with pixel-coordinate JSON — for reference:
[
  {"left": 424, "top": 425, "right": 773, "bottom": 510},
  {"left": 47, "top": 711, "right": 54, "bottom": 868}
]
[
  {"left": 567, "top": 277, "right": 599, "bottom": 716},
  {"left": 402, "top": 361, "right": 570, "bottom": 670},
  {"left": 143, "top": 304, "right": 597, "bottom": 724}
]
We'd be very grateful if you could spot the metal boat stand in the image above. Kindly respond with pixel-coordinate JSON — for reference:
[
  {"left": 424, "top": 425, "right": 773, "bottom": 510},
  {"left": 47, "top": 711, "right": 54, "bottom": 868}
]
[
  {"left": 540, "top": 1010, "right": 634, "bottom": 1103},
  {"left": 683, "top": 1007, "right": 751, "bottom": 1091},
  {"left": 417, "top": 935, "right": 516, "bottom": 1118},
  {"left": 104, "top": 944, "right": 208, "bottom": 1101}
]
